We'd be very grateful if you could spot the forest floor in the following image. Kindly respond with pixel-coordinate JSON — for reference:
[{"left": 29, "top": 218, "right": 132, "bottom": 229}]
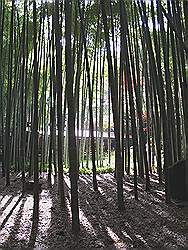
[{"left": 0, "top": 172, "right": 188, "bottom": 249}]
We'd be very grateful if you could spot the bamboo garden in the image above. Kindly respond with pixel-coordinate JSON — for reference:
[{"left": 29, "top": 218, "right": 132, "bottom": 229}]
[{"left": 0, "top": 0, "right": 188, "bottom": 248}]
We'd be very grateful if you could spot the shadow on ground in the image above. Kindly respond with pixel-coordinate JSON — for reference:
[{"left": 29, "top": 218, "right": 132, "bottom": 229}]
[{"left": 0, "top": 173, "right": 188, "bottom": 248}]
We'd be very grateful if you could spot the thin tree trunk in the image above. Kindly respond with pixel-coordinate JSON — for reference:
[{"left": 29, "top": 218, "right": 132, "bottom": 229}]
[
  {"left": 55, "top": 0, "right": 65, "bottom": 206},
  {"left": 78, "top": 0, "right": 98, "bottom": 191},
  {"left": 33, "top": 0, "right": 39, "bottom": 220},
  {"left": 101, "top": 0, "right": 124, "bottom": 209},
  {"left": 5, "top": 0, "right": 15, "bottom": 186},
  {"left": 65, "top": 0, "right": 80, "bottom": 234}
]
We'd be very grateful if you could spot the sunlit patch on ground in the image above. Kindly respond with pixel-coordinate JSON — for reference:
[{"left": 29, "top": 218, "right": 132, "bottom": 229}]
[
  {"left": 155, "top": 190, "right": 165, "bottom": 196},
  {"left": 79, "top": 209, "right": 96, "bottom": 236},
  {"left": 64, "top": 175, "right": 71, "bottom": 189},
  {"left": 0, "top": 189, "right": 53, "bottom": 248},
  {"left": 0, "top": 173, "right": 188, "bottom": 248},
  {"left": 15, "top": 195, "right": 33, "bottom": 244},
  {"left": 34, "top": 190, "right": 52, "bottom": 248},
  {"left": 0, "top": 195, "right": 23, "bottom": 244},
  {"left": 0, "top": 195, "right": 13, "bottom": 210}
]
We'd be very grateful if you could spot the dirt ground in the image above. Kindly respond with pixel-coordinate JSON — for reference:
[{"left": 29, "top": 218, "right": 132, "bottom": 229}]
[{"left": 0, "top": 173, "right": 188, "bottom": 249}]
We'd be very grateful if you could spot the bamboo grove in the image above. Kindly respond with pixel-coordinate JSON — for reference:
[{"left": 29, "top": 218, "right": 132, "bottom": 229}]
[{"left": 0, "top": 0, "right": 188, "bottom": 233}]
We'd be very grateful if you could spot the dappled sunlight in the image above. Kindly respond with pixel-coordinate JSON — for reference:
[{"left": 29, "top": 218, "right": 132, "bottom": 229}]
[
  {"left": 0, "top": 195, "right": 4, "bottom": 202},
  {"left": 0, "top": 195, "right": 22, "bottom": 225},
  {"left": 134, "top": 234, "right": 148, "bottom": 246},
  {"left": 150, "top": 176, "right": 161, "bottom": 184},
  {"left": 124, "top": 181, "right": 134, "bottom": 187},
  {"left": 41, "top": 172, "right": 56, "bottom": 186},
  {"left": 35, "top": 190, "right": 52, "bottom": 248},
  {"left": 121, "top": 230, "right": 133, "bottom": 242},
  {"left": 155, "top": 190, "right": 165, "bottom": 197},
  {"left": 98, "top": 186, "right": 105, "bottom": 195},
  {"left": 0, "top": 195, "right": 13, "bottom": 210},
  {"left": 64, "top": 194, "right": 72, "bottom": 219},
  {"left": 0, "top": 173, "right": 188, "bottom": 248},
  {"left": 79, "top": 209, "right": 96, "bottom": 236},
  {"left": 103, "top": 173, "right": 115, "bottom": 181},
  {"left": 106, "top": 226, "right": 120, "bottom": 242},
  {"left": 138, "top": 195, "right": 180, "bottom": 225},
  {"left": 0, "top": 192, "right": 52, "bottom": 247},
  {"left": 81, "top": 174, "right": 93, "bottom": 183},
  {"left": 50, "top": 175, "right": 56, "bottom": 186},
  {"left": 123, "top": 184, "right": 133, "bottom": 192},
  {"left": 15, "top": 196, "right": 33, "bottom": 243},
  {"left": 0, "top": 195, "right": 22, "bottom": 244},
  {"left": 79, "top": 175, "right": 89, "bottom": 184},
  {"left": 137, "top": 183, "right": 145, "bottom": 191},
  {"left": 106, "top": 226, "right": 129, "bottom": 248},
  {"left": 96, "top": 175, "right": 104, "bottom": 181},
  {"left": 64, "top": 175, "right": 71, "bottom": 190}
]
